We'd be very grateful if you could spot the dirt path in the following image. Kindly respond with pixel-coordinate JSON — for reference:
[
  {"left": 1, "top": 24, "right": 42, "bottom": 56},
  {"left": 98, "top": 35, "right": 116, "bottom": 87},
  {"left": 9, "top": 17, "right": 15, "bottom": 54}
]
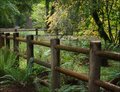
[{"left": 0, "top": 84, "right": 35, "bottom": 92}]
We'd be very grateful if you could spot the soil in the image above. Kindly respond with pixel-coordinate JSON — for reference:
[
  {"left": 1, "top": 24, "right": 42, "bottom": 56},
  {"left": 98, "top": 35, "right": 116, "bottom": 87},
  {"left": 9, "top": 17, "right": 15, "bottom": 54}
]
[{"left": 0, "top": 84, "right": 35, "bottom": 92}]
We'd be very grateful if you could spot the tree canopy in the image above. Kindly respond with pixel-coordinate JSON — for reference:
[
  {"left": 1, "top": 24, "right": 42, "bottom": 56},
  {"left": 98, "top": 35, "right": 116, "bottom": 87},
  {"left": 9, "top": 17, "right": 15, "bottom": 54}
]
[
  {"left": 0, "top": 0, "right": 120, "bottom": 45},
  {"left": 0, "top": 0, "right": 40, "bottom": 28},
  {"left": 47, "top": 0, "right": 120, "bottom": 44}
]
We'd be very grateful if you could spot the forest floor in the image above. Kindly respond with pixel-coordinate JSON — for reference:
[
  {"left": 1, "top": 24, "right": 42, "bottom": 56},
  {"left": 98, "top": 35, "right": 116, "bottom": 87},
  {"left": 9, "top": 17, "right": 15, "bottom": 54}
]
[{"left": 0, "top": 84, "right": 35, "bottom": 92}]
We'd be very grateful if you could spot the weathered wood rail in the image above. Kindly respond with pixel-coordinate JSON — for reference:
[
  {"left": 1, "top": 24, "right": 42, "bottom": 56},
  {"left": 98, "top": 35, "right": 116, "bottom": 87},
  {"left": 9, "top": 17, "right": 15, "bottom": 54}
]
[
  {"left": 0, "top": 28, "right": 45, "bottom": 40},
  {"left": 0, "top": 28, "right": 45, "bottom": 32},
  {"left": 0, "top": 31, "right": 120, "bottom": 92}
]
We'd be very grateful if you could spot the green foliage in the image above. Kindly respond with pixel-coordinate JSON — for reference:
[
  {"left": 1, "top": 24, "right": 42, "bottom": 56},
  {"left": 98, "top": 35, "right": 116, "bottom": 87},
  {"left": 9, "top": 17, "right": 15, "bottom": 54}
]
[
  {"left": 33, "top": 80, "right": 49, "bottom": 92},
  {"left": 102, "top": 42, "right": 120, "bottom": 52},
  {"left": 0, "top": 47, "right": 26, "bottom": 84},
  {"left": 58, "top": 85, "right": 80, "bottom": 92},
  {"left": 47, "top": 0, "right": 120, "bottom": 45},
  {"left": 47, "top": 0, "right": 92, "bottom": 34},
  {"left": 0, "top": 48, "right": 34, "bottom": 86},
  {"left": 0, "top": 47, "right": 17, "bottom": 76},
  {"left": 58, "top": 84, "right": 87, "bottom": 92},
  {"left": 15, "top": 0, "right": 41, "bottom": 13},
  {"left": 61, "top": 39, "right": 89, "bottom": 71},
  {"left": 92, "top": 0, "right": 120, "bottom": 43},
  {"left": 101, "top": 61, "right": 120, "bottom": 81},
  {"left": 0, "top": 0, "right": 41, "bottom": 28},
  {"left": 0, "top": 47, "right": 50, "bottom": 92},
  {"left": 31, "top": 3, "right": 46, "bottom": 28},
  {"left": 0, "top": 0, "right": 20, "bottom": 27},
  {"left": 34, "top": 45, "right": 51, "bottom": 62},
  {"left": 47, "top": 1, "right": 82, "bottom": 34}
]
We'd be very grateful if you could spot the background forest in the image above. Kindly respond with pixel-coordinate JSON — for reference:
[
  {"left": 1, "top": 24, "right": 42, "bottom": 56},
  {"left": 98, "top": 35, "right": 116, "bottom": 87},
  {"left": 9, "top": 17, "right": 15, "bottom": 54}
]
[
  {"left": 0, "top": 0, "right": 120, "bottom": 45},
  {"left": 0, "top": 0, "right": 120, "bottom": 92}
]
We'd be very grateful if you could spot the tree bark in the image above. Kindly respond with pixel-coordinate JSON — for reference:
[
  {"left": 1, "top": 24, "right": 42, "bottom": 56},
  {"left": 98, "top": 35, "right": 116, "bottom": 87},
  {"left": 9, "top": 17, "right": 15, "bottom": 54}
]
[
  {"left": 90, "top": 0, "right": 110, "bottom": 42},
  {"left": 26, "top": 15, "right": 33, "bottom": 28},
  {"left": 92, "top": 11, "right": 110, "bottom": 42},
  {"left": 90, "top": 0, "right": 110, "bottom": 66},
  {"left": 45, "top": 0, "right": 50, "bottom": 31}
]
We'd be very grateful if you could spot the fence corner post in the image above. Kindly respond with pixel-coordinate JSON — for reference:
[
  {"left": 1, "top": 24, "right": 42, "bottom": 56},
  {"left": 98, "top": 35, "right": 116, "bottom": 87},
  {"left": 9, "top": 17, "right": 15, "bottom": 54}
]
[
  {"left": 51, "top": 38, "right": 60, "bottom": 92},
  {"left": 26, "top": 35, "right": 34, "bottom": 64},
  {"left": 13, "top": 33, "right": 19, "bottom": 67},
  {"left": 0, "top": 33, "right": 4, "bottom": 48},
  {"left": 89, "top": 40, "right": 101, "bottom": 92},
  {"left": 5, "top": 33, "right": 10, "bottom": 49}
]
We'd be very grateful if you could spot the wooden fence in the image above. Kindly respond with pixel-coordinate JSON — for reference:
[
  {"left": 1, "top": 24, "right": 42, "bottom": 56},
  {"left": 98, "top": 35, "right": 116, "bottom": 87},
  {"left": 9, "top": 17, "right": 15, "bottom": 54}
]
[{"left": 0, "top": 30, "right": 120, "bottom": 92}]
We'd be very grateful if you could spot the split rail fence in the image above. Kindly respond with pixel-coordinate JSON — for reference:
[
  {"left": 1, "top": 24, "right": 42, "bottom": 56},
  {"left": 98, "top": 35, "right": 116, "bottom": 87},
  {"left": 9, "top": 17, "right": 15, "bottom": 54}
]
[{"left": 0, "top": 29, "right": 120, "bottom": 92}]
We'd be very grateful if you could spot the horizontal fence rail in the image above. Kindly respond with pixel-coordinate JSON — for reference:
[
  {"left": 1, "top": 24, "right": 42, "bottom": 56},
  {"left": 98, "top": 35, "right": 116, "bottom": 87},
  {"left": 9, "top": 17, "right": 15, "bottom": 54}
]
[
  {"left": 55, "top": 45, "right": 89, "bottom": 54},
  {"left": 0, "top": 32, "right": 120, "bottom": 92},
  {"left": 0, "top": 28, "right": 46, "bottom": 32},
  {"left": 55, "top": 67, "right": 89, "bottom": 82},
  {"left": 96, "top": 51, "right": 120, "bottom": 61},
  {"left": 32, "top": 40, "right": 50, "bottom": 47},
  {"left": 95, "top": 80, "right": 120, "bottom": 91}
]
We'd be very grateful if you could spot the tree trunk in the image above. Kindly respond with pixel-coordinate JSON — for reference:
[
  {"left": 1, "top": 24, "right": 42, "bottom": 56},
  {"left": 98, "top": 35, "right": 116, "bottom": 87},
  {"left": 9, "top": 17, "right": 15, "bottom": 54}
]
[
  {"left": 45, "top": 0, "right": 50, "bottom": 31},
  {"left": 92, "top": 11, "right": 110, "bottom": 42},
  {"left": 90, "top": 0, "right": 110, "bottom": 42},
  {"left": 26, "top": 15, "right": 33, "bottom": 28},
  {"left": 90, "top": 0, "right": 109, "bottom": 66},
  {"left": 118, "top": 30, "right": 120, "bottom": 46}
]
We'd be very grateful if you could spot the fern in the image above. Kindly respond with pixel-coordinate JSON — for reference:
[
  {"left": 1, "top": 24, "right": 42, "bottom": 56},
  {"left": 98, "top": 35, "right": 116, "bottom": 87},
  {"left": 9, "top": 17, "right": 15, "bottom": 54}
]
[
  {"left": 0, "top": 48, "right": 35, "bottom": 86},
  {"left": 22, "top": 57, "right": 34, "bottom": 84},
  {"left": 0, "top": 47, "right": 16, "bottom": 76},
  {"left": 58, "top": 84, "right": 87, "bottom": 92}
]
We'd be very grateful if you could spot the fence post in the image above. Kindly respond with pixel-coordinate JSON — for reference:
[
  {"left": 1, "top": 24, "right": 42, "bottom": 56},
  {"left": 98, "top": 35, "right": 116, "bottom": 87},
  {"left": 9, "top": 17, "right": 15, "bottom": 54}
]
[
  {"left": 0, "top": 33, "right": 4, "bottom": 48},
  {"left": 51, "top": 39, "right": 60, "bottom": 92},
  {"left": 5, "top": 33, "right": 10, "bottom": 49},
  {"left": 26, "top": 35, "right": 34, "bottom": 64},
  {"left": 15, "top": 28, "right": 18, "bottom": 32},
  {"left": 35, "top": 28, "right": 38, "bottom": 40},
  {"left": 89, "top": 41, "right": 101, "bottom": 92},
  {"left": 13, "top": 33, "right": 19, "bottom": 67}
]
